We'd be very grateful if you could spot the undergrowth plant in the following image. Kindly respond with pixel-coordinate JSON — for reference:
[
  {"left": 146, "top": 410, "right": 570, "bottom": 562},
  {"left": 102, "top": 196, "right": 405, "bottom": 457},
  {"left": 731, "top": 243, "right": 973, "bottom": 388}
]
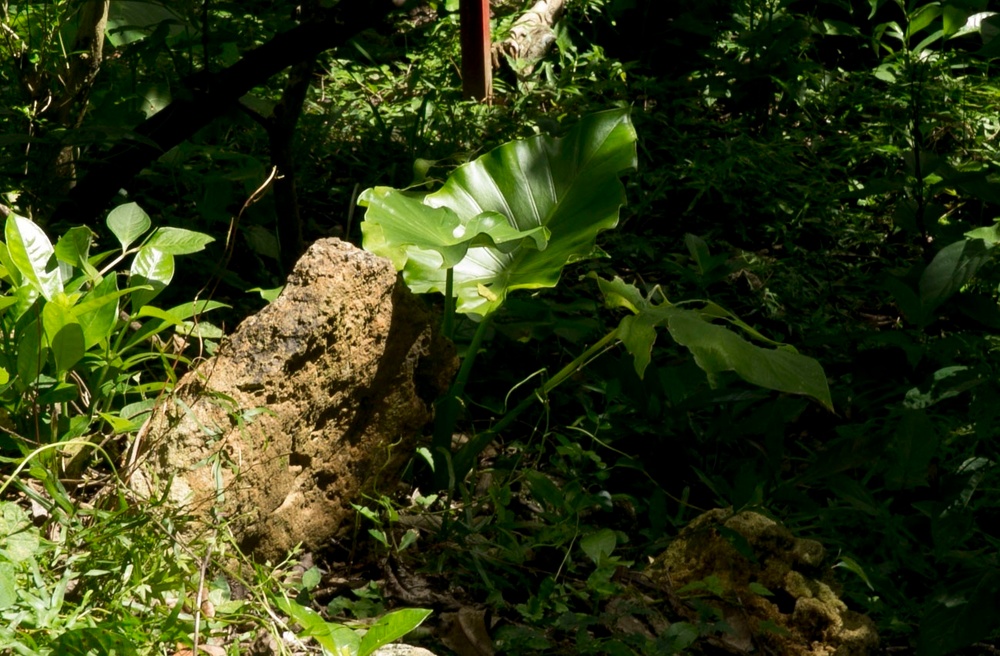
[
  {"left": 0, "top": 203, "right": 222, "bottom": 471},
  {"left": 0, "top": 487, "right": 430, "bottom": 655},
  {"left": 358, "top": 109, "right": 833, "bottom": 490},
  {"left": 0, "top": 203, "right": 436, "bottom": 655},
  {"left": 276, "top": 596, "right": 431, "bottom": 656},
  {"left": 0, "top": 495, "right": 197, "bottom": 655}
]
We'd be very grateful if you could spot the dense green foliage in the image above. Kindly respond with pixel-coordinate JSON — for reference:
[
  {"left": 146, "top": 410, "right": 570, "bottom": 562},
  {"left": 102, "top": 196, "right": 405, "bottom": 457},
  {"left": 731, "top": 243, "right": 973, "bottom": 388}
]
[{"left": 3, "top": 0, "right": 1000, "bottom": 653}]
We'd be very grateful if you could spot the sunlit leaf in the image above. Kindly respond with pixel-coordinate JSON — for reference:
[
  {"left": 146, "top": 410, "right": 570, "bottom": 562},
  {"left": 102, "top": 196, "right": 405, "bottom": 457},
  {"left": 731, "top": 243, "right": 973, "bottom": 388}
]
[
  {"left": 361, "top": 109, "right": 637, "bottom": 317},
  {"left": 943, "top": 5, "right": 969, "bottom": 37},
  {"left": 42, "top": 301, "right": 86, "bottom": 373},
  {"left": 906, "top": 3, "right": 942, "bottom": 39},
  {"left": 250, "top": 286, "right": 284, "bottom": 302},
  {"left": 5, "top": 214, "right": 62, "bottom": 301},
  {"left": 75, "top": 275, "right": 132, "bottom": 349},
  {"left": 107, "top": 202, "right": 151, "bottom": 251},
  {"left": 145, "top": 227, "right": 215, "bottom": 255},
  {"left": 666, "top": 312, "right": 832, "bottom": 410},
  {"left": 360, "top": 193, "right": 549, "bottom": 271},
  {"left": 55, "top": 226, "right": 100, "bottom": 282},
  {"left": 0, "top": 562, "right": 15, "bottom": 610},
  {"left": 594, "top": 276, "right": 833, "bottom": 410},
  {"left": 48, "top": 627, "right": 139, "bottom": 656},
  {"left": 358, "top": 608, "right": 433, "bottom": 656},
  {"left": 129, "top": 245, "right": 174, "bottom": 309},
  {"left": 273, "top": 596, "right": 360, "bottom": 655},
  {"left": 0, "top": 502, "right": 41, "bottom": 563}
]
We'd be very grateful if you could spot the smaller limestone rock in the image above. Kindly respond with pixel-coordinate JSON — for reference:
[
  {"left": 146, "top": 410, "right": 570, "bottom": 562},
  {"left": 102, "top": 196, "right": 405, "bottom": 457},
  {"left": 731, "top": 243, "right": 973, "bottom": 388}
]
[
  {"left": 649, "top": 508, "right": 878, "bottom": 656},
  {"left": 372, "top": 645, "right": 437, "bottom": 656}
]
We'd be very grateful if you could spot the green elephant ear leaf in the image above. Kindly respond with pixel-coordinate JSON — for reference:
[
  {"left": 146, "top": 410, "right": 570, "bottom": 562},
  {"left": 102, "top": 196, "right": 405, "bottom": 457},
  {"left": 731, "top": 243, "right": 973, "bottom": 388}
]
[
  {"left": 360, "top": 108, "right": 638, "bottom": 317},
  {"left": 918, "top": 237, "right": 991, "bottom": 321},
  {"left": 665, "top": 311, "right": 833, "bottom": 411},
  {"left": 595, "top": 275, "right": 833, "bottom": 411},
  {"left": 358, "top": 191, "right": 549, "bottom": 270}
]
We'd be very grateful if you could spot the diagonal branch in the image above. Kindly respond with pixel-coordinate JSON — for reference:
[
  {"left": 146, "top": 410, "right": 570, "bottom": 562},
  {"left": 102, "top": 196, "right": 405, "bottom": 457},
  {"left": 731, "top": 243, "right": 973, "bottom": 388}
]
[{"left": 52, "top": 0, "right": 408, "bottom": 225}]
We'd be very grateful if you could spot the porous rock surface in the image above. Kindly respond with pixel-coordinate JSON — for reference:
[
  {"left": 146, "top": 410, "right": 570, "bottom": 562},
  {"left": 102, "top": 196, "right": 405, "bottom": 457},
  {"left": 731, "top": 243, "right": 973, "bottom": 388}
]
[
  {"left": 129, "top": 238, "right": 455, "bottom": 560},
  {"left": 650, "top": 509, "right": 878, "bottom": 656}
]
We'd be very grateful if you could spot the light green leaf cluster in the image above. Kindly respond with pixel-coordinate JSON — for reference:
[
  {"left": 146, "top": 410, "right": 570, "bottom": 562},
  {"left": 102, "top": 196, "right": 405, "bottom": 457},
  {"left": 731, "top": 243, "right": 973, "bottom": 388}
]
[{"left": 0, "top": 203, "right": 220, "bottom": 444}]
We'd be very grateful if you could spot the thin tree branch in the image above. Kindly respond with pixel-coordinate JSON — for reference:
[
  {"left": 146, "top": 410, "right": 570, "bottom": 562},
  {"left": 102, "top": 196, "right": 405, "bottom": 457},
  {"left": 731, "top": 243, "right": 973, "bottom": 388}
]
[{"left": 51, "top": 0, "right": 408, "bottom": 225}]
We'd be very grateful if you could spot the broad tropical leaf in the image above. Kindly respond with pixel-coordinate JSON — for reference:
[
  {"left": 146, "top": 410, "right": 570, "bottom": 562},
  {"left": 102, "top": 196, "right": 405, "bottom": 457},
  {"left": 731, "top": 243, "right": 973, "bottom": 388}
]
[
  {"left": 918, "top": 238, "right": 991, "bottom": 320},
  {"left": 665, "top": 311, "right": 833, "bottom": 410},
  {"left": 54, "top": 226, "right": 100, "bottom": 283},
  {"left": 359, "top": 197, "right": 548, "bottom": 270},
  {"left": 360, "top": 109, "right": 637, "bottom": 317},
  {"left": 124, "top": 300, "right": 229, "bottom": 351}
]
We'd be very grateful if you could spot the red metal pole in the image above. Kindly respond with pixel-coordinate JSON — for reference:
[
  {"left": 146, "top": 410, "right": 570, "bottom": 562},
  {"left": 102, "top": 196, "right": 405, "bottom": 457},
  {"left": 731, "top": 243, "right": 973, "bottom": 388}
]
[{"left": 460, "top": 0, "right": 491, "bottom": 101}]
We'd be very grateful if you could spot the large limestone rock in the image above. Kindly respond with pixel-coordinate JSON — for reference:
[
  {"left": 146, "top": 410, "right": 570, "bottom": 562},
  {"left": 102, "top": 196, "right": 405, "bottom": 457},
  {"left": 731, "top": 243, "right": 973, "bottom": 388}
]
[{"left": 128, "top": 238, "right": 455, "bottom": 560}]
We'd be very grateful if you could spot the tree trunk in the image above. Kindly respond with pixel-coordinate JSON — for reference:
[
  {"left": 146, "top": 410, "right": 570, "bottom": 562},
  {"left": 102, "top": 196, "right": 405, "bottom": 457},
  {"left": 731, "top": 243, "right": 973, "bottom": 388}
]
[
  {"left": 4, "top": 0, "right": 111, "bottom": 215},
  {"left": 49, "top": 0, "right": 111, "bottom": 191}
]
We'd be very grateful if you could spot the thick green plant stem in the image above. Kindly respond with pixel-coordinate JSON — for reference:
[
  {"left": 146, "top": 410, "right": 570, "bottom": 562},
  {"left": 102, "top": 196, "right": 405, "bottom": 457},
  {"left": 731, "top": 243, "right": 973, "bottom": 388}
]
[
  {"left": 432, "top": 314, "right": 493, "bottom": 488},
  {"left": 442, "top": 268, "right": 455, "bottom": 339},
  {"left": 907, "top": 56, "right": 930, "bottom": 255},
  {"left": 449, "top": 329, "right": 620, "bottom": 485}
]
